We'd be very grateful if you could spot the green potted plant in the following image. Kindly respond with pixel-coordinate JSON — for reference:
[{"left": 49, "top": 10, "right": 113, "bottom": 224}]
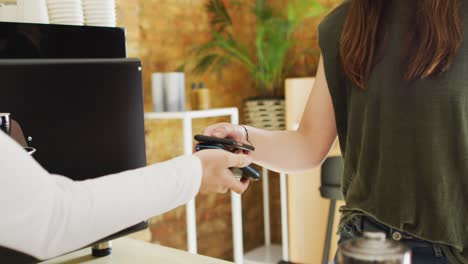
[{"left": 192, "top": 0, "right": 326, "bottom": 130}]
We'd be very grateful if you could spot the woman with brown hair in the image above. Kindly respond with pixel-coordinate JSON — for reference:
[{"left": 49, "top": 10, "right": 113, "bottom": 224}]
[{"left": 201, "top": 0, "right": 467, "bottom": 263}]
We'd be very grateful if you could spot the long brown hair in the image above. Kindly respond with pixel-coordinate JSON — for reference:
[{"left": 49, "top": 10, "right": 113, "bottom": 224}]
[{"left": 339, "top": 0, "right": 463, "bottom": 90}]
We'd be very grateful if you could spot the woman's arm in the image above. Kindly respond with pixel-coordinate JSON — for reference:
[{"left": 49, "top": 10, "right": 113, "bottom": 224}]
[{"left": 203, "top": 56, "right": 338, "bottom": 173}]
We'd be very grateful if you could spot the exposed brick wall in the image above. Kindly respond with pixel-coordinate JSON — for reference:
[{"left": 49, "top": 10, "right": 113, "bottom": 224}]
[{"left": 116, "top": 0, "right": 342, "bottom": 261}]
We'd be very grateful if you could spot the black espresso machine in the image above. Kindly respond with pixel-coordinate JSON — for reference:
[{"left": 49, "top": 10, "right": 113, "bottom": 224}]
[{"left": 0, "top": 22, "right": 147, "bottom": 263}]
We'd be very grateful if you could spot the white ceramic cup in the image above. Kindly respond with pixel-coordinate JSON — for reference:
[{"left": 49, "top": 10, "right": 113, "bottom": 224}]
[
  {"left": 47, "top": 0, "right": 84, "bottom": 26},
  {"left": 151, "top": 73, "right": 165, "bottom": 112},
  {"left": 178, "top": 73, "right": 186, "bottom": 111},
  {"left": 17, "top": 0, "right": 49, "bottom": 24},
  {"left": 0, "top": 4, "right": 18, "bottom": 23},
  {"left": 163, "top": 72, "right": 186, "bottom": 112}
]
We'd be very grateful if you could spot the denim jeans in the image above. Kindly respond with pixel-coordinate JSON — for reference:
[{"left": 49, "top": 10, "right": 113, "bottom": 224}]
[{"left": 334, "top": 215, "right": 449, "bottom": 264}]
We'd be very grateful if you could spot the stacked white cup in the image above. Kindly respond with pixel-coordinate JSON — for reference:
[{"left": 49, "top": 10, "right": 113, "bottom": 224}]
[
  {"left": 0, "top": 4, "right": 18, "bottom": 23},
  {"left": 83, "top": 0, "right": 116, "bottom": 27},
  {"left": 17, "top": 0, "right": 49, "bottom": 24},
  {"left": 47, "top": 0, "right": 84, "bottom": 25}
]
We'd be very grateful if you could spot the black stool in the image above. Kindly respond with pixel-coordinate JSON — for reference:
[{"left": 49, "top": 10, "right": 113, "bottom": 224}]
[{"left": 319, "top": 156, "right": 344, "bottom": 264}]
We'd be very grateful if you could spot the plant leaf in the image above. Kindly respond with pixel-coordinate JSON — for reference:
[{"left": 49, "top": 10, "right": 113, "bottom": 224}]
[
  {"left": 190, "top": 0, "right": 330, "bottom": 95},
  {"left": 192, "top": 54, "right": 220, "bottom": 75},
  {"left": 206, "top": 0, "right": 232, "bottom": 32}
]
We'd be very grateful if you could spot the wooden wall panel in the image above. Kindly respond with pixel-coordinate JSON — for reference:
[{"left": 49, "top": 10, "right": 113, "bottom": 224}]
[{"left": 285, "top": 78, "right": 344, "bottom": 263}]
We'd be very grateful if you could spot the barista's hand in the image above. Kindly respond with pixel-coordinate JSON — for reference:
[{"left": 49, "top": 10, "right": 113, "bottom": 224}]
[
  {"left": 202, "top": 123, "right": 247, "bottom": 143},
  {"left": 194, "top": 149, "right": 251, "bottom": 194}
]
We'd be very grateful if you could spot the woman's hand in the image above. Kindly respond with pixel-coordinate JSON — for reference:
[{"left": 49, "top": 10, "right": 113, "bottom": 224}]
[
  {"left": 194, "top": 149, "right": 251, "bottom": 194},
  {"left": 202, "top": 123, "right": 247, "bottom": 143}
]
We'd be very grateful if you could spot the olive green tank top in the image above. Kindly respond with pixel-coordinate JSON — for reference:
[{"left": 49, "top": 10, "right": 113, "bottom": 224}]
[{"left": 318, "top": 2, "right": 468, "bottom": 263}]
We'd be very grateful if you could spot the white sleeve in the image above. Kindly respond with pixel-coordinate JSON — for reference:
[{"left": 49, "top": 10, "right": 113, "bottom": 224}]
[{"left": 0, "top": 131, "right": 202, "bottom": 260}]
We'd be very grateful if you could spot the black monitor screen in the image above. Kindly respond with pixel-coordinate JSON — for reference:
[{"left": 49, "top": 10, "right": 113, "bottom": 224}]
[
  {"left": 0, "top": 22, "right": 126, "bottom": 58},
  {"left": 0, "top": 59, "right": 146, "bottom": 180}
]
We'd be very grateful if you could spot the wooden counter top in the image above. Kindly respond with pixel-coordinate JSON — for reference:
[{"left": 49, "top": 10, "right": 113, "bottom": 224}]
[{"left": 41, "top": 237, "right": 232, "bottom": 264}]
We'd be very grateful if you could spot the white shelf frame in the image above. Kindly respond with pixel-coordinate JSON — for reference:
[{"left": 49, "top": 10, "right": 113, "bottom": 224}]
[
  {"left": 145, "top": 107, "right": 244, "bottom": 263},
  {"left": 244, "top": 168, "right": 289, "bottom": 264}
]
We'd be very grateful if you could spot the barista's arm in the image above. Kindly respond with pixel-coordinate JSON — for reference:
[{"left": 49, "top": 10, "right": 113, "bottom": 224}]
[{"left": 0, "top": 131, "right": 201, "bottom": 260}]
